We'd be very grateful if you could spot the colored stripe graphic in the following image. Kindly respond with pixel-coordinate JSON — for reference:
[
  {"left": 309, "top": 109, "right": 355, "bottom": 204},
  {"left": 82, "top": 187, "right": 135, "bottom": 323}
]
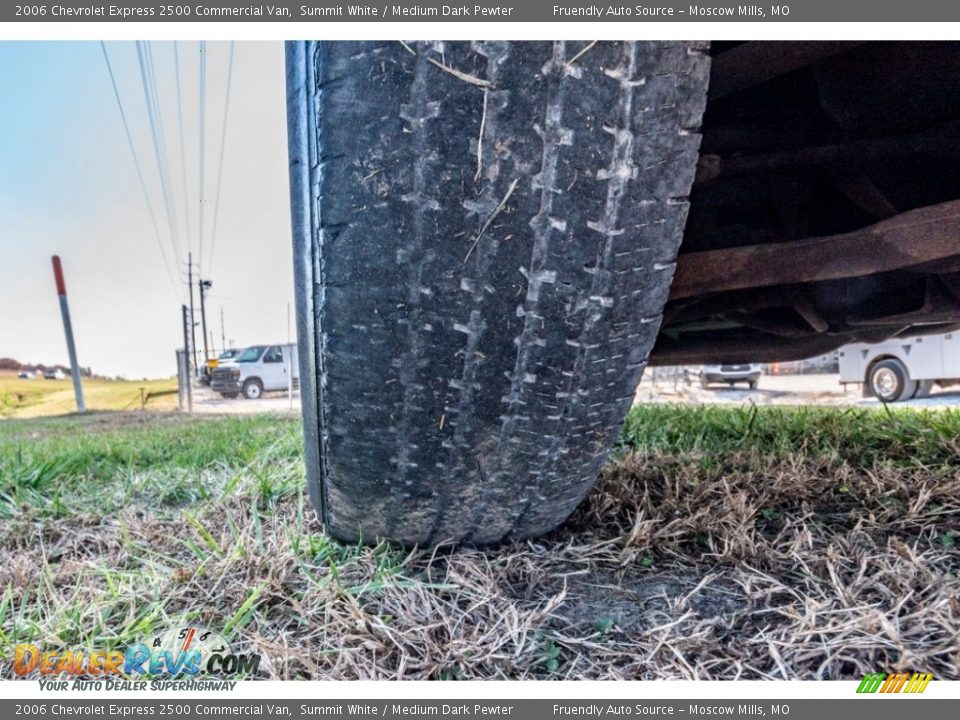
[
  {"left": 857, "top": 672, "right": 932, "bottom": 693},
  {"left": 857, "top": 673, "right": 886, "bottom": 693},
  {"left": 906, "top": 673, "right": 933, "bottom": 693}
]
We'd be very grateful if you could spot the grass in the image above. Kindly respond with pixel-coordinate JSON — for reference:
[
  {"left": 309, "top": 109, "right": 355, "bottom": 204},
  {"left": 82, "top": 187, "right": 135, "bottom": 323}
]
[
  {"left": 0, "top": 373, "right": 178, "bottom": 418},
  {"left": 0, "top": 405, "right": 957, "bottom": 680}
]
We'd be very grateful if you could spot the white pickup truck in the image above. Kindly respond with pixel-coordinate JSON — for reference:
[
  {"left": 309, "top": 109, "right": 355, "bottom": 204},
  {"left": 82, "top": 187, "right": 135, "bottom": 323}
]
[
  {"left": 210, "top": 344, "right": 299, "bottom": 400},
  {"left": 838, "top": 332, "right": 960, "bottom": 402}
]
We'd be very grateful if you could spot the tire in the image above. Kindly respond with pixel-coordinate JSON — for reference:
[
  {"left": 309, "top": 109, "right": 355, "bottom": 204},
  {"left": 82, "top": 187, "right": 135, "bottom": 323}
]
[
  {"left": 748, "top": 380, "right": 758, "bottom": 390},
  {"left": 868, "top": 359, "right": 916, "bottom": 402},
  {"left": 913, "top": 379, "right": 935, "bottom": 399},
  {"left": 286, "top": 41, "right": 710, "bottom": 545},
  {"left": 242, "top": 379, "right": 263, "bottom": 400}
]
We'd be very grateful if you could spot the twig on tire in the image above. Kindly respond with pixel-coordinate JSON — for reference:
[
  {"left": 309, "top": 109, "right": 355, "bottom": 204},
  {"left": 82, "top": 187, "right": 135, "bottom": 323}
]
[
  {"left": 464, "top": 176, "right": 520, "bottom": 262},
  {"left": 428, "top": 58, "right": 493, "bottom": 88},
  {"left": 566, "top": 41, "right": 598, "bottom": 70},
  {"left": 475, "top": 89, "right": 489, "bottom": 182}
]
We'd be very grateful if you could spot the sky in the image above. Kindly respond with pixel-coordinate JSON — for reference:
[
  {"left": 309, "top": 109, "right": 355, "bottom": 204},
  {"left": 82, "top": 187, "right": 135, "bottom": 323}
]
[{"left": 0, "top": 41, "right": 293, "bottom": 379}]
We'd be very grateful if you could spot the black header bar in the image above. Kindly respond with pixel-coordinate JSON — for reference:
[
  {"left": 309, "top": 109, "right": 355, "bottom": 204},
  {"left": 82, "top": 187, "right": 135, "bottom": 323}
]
[{"left": 6, "top": 1, "right": 960, "bottom": 23}]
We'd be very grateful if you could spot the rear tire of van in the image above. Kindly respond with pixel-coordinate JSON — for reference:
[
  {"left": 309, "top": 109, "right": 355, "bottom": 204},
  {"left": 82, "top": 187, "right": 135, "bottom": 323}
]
[
  {"left": 286, "top": 41, "right": 711, "bottom": 546},
  {"left": 868, "top": 359, "right": 916, "bottom": 403}
]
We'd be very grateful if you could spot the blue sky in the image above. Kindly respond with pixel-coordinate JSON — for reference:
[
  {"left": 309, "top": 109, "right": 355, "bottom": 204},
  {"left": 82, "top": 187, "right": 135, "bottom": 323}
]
[{"left": 0, "top": 41, "right": 293, "bottom": 378}]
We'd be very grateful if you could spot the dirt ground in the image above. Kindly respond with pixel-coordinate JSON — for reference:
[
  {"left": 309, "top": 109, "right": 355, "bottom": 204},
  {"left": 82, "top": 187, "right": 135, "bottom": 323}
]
[
  {"left": 188, "top": 384, "right": 301, "bottom": 414},
  {"left": 170, "top": 371, "right": 960, "bottom": 419},
  {"left": 636, "top": 371, "right": 960, "bottom": 408},
  {"left": 187, "top": 371, "right": 960, "bottom": 418}
]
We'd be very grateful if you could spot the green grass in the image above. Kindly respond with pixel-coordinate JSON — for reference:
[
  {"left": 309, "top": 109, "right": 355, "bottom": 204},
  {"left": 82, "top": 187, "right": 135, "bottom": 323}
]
[
  {"left": 620, "top": 403, "right": 960, "bottom": 467},
  {"left": 0, "top": 414, "right": 302, "bottom": 519},
  {"left": 0, "top": 413, "right": 312, "bottom": 657},
  {"left": 1, "top": 404, "right": 957, "bottom": 680},
  {"left": 0, "top": 373, "right": 178, "bottom": 418}
]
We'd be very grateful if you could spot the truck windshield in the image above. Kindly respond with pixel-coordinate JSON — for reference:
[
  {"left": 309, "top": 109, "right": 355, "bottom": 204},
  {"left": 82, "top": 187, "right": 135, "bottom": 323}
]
[{"left": 236, "top": 346, "right": 266, "bottom": 363}]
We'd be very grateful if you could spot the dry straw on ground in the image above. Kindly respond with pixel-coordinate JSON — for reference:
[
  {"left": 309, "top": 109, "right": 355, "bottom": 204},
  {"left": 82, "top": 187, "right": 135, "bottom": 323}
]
[{"left": 1, "top": 409, "right": 958, "bottom": 680}]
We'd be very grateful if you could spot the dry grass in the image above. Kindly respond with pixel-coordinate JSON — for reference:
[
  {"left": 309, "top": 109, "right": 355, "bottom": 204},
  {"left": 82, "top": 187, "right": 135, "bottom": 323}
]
[
  {"left": 1, "top": 407, "right": 958, "bottom": 680},
  {"left": 0, "top": 372, "right": 178, "bottom": 418}
]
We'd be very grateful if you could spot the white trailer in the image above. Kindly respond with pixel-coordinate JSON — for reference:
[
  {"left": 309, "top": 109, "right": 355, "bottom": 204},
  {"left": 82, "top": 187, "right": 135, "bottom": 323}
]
[{"left": 838, "top": 331, "right": 960, "bottom": 402}]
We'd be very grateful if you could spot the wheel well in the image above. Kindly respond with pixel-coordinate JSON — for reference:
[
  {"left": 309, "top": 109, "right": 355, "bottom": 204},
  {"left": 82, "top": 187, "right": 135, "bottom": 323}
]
[
  {"left": 244, "top": 376, "right": 262, "bottom": 386},
  {"left": 650, "top": 41, "right": 960, "bottom": 367}
]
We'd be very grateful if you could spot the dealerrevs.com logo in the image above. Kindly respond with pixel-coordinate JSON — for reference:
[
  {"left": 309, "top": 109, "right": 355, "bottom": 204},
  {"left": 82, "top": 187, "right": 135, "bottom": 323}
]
[{"left": 12, "top": 626, "right": 261, "bottom": 691}]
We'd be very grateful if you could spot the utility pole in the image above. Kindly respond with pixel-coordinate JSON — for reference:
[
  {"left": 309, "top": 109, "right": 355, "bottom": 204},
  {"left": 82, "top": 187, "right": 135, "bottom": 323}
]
[
  {"left": 51, "top": 256, "right": 86, "bottom": 414},
  {"left": 199, "top": 278, "right": 212, "bottom": 362},
  {"left": 181, "top": 304, "right": 193, "bottom": 412},
  {"left": 220, "top": 307, "right": 226, "bottom": 351},
  {"left": 187, "top": 252, "right": 198, "bottom": 370}
]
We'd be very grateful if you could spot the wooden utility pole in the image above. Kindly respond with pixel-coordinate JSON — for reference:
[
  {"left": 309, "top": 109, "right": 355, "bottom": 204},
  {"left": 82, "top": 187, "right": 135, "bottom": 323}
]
[
  {"left": 181, "top": 304, "right": 194, "bottom": 412},
  {"left": 188, "top": 252, "right": 198, "bottom": 370},
  {"left": 199, "top": 278, "right": 212, "bottom": 361}
]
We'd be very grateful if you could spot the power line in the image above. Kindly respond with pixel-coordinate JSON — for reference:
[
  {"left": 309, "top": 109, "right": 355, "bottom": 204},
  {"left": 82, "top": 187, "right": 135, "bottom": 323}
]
[
  {"left": 99, "top": 41, "right": 180, "bottom": 299},
  {"left": 143, "top": 42, "right": 182, "bottom": 262},
  {"left": 146, "top": 43, "right": 186, "bottom": 264},
  {"left": 197, "top": 40, "right": 208, "bottom": 271},
  {"left": 135, "top": 40, "right": 185, "bottom": 269},
  {"left": 173, "top": 41, "right": 193, "bottom": 261},
  {"left": 206, "top": 41, "right": 236, "bottom": 278}
]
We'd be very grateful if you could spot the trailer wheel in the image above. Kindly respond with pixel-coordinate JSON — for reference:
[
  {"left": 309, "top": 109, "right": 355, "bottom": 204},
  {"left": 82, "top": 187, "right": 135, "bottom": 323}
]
[
  {"left": 868, "top": 359, "right": 916, "bottom": 402},
  {"left": 913, "top": 379, "right": 935, "bottom": 399},
  {"left": 286, "top": 41, "right": 710, "bottom": 546}
]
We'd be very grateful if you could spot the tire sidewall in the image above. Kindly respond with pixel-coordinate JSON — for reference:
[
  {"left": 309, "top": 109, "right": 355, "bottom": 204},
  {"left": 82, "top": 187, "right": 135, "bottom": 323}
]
[
  {"left": 243, "top": 379, "right": 263, "bottom": 400},
  {"left": 869, "top": 360, "right": 910, "bottom": 402}
]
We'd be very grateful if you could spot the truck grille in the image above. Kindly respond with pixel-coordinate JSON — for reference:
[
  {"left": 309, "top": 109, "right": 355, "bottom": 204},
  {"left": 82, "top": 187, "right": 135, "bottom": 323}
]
[{"left": 212, "top": 367, "right": 235, "bottom": 381}]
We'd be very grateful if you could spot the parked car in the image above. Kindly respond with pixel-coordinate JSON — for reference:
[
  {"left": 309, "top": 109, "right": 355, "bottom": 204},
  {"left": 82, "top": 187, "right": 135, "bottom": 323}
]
[
  {"left": 210, "top": 344, "right": 299, "bottom": 399},
  {"left": 838, "top": 332, "right": 959, "bottom": 402},
  {"left": 17, "top": 371, "right": 35, "bottom": 379},
  {"left": 700, "top": 364, "right": 763, "bottom": 389},
  {"left": 42, "top": 369, "right": 65, "bottom": 380}
]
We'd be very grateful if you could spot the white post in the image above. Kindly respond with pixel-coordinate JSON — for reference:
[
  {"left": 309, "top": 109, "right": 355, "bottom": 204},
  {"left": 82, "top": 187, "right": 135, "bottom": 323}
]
[
  {"left": 51, "top": 255, "right": 86, "bottom": 414},
  {"left": 288, "top": 348, "right": 294, "bottom": 410}
]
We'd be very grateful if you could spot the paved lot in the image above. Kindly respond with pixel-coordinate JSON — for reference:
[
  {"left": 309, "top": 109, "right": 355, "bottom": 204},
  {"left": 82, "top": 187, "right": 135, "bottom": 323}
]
[
  {"left": 636, "top": 371, "right": 960, "bottom": 407},
  {"left": 186, "top": 385, "right": 301, "bottom": 414},
  {"left": 179, "top": 372, "right": 959, "bottom": 415}
]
